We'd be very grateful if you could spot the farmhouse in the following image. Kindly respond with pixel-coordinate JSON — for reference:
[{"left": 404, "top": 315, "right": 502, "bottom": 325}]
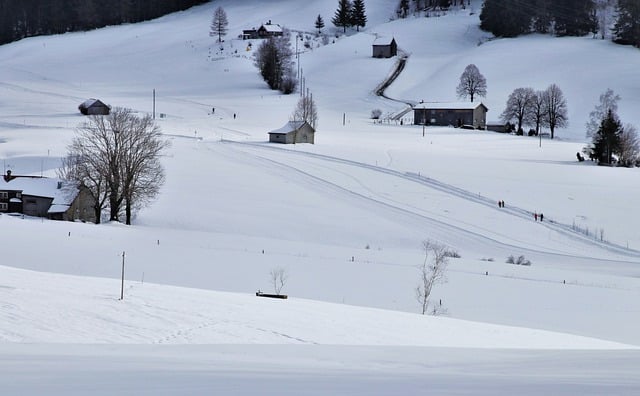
[
  {"left": 268, "top": 121, "right": 315, "bottom": 144},
  {"left": 413, "top": 102, "right": 488, "bottom": 129},
  {"left": 0, "top": 170, "right": 94, "bottom": 222},
  {"left": 257, "top": 21, "right": 283, "bottom": 38},
  {"left": 78, "top": 98, "right": 110, "bottom": 115},
  {"left": 372, "top": 37, "right": 397, "bottom": 58}
]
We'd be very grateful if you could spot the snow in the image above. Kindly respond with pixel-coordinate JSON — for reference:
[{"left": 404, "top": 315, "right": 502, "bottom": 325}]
[{"left": 0, "top": 0, "right": 639, "bottom": 393}]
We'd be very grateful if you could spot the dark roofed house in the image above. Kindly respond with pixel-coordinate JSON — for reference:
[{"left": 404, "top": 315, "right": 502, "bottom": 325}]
[
  {"left": 242, "top": 28, "right": 259, "bottom": 40},
  {"left": 78, "top": 98, "right": 110, "bottom": 116},
  {"left": 413, "top": 102, "right": 488, "bottom": 129},
  {"left": 0, "top": 170, "right": 94, "bottom": 222},
  {"left": 372, "top": 37, "right": 397, "bottom": 58},
  {"left": 257, "top": 21, "right": 283, "bottom": 38},
  {"left": 268, "top": 121, "right": 315, "bottom": 144}
]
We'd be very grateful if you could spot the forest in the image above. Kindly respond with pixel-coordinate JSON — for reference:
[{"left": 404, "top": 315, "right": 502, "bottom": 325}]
[{"left": 0, "top": 0, "right": 208, "bottom": 45}]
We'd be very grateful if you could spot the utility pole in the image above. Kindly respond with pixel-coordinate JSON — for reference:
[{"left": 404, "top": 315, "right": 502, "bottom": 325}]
[
  {"left": 120, "top": 251, "right": 125, "bottom": 300},
  {"left": 153, "top": 89, "right": 156, "bottom": 120}
]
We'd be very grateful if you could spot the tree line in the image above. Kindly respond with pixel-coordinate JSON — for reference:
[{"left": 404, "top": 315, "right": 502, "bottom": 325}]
[
  {"left": 480, "top": 0, "right": 640, "bottom": 48},
  {"left": 0, "top": 0, "right": 208, "bottom": 46}
]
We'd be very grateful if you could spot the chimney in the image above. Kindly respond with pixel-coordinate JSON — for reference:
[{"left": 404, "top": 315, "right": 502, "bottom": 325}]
[{"left": 4, "top": 170, "right": 11, "bottom": 182}]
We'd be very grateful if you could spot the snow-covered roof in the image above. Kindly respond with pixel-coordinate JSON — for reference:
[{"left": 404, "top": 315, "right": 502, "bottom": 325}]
[
  {"left": 260, "top": 24, "right": 282, "bottom": 33},
  {"left": 373, "top": 37, "right": 395, "bottom": 46},
  {"left": 413, "top": 102, "right": 488, "bottom": 111},
  {"left": 268, "top": 120, "right": 308, "bottom": 134},
  {"left": 80, "top": 98, "right": 107, "bottom": 108},
  {"left": 0, "top": 177, "right": 79, "bottom": 208}
]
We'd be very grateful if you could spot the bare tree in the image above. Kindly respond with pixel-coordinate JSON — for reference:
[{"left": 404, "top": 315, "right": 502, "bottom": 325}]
[
  {"left": 209, "top": 6, "right": 229, "bottom": 43},
  {"left": 62, "top": 107, "right": 169, "bottom": 225},
  {"left": 456, "top": 64, "right": 487, "bottom": 102},
  {"left": 541, "top": 84, "right": 568, "bottom": 139},
  {"left": 415, "top": 240, "right": 450, "bottom": 315},
  {"left": 530, "top": 90, "right": 547, "bottom": 135},
  {"left": 291, "top": 88, "right": 318, "bottom": 130},
  {"left": 618, "top": 124, "right": 640, "bottom": 167},
  {"left": 270, "top": 267, "right": 288, "bottom": 295},
  {"left": 501, "top": 87, "right": 535, "bottom": 134},
  {"left": 586, "top": 89, "right": 620, "bottom": 139}
]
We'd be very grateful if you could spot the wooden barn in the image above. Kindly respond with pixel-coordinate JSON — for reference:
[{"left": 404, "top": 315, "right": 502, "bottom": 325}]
[
  {"left": 268, "top": 121, "right": 315, "bottom": 144},
  {"left": 372, "top": 37, "right": 397, "bottom": 58},
  {"left": 413, "top": 102, "right": 488, "bottom": 129},
  {"left": 78, "top": 98, "right": 110, "bottom": 115}
]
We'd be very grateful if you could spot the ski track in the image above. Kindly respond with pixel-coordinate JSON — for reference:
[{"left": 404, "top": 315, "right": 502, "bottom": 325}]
[{"left": 220, "top": 140, "right": 640, "bottom": 263}]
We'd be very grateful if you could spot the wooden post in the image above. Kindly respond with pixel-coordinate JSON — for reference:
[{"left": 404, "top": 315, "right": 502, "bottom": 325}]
[{"left": 120, "top": 251, "right": 125, "bottom": 300}]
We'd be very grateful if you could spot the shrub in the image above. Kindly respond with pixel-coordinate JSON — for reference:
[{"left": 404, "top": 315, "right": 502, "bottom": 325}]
[
  {"left": 506, "top": 255, "right": 531, "bottom": 266},
  {"left": 371, "top": 109, "right": 382, "bottom": 119}
]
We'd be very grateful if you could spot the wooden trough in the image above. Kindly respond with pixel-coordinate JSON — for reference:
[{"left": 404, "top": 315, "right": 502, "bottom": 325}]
[{"left": 256, "top": 291, "right": 288, "bottom": 299}]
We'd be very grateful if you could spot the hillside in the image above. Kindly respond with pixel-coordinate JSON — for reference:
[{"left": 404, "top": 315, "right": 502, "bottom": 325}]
[{"left": 1, "top": 0, "right": 640, "bottom": 394}]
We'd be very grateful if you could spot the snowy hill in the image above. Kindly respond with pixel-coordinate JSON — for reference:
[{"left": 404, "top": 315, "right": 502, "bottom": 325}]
[{"left": 1, "top": 0, "right": 640, "bottom": 394}]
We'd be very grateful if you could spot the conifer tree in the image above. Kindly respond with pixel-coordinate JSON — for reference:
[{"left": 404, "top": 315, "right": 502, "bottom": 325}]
[
  {"left": 593, "top": 110, "right": 622, "bottom": 165},
  {"left": 351, "top": 0, "right": 367, "bottom": 32},
  {"left": 314, "top": 14, "right": 325, "bottom": 34},
  {"left": 333, "top": 0, "right": 353, "bottom": 33},
  {"left": 209, "top": 6, "right": 229, "bottom": 42},
  {"left": 613, "top": 0, "right": 640, "bottom": 48}
]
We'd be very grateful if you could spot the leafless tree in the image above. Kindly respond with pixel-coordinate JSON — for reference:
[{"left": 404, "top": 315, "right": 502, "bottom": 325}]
[
  {"left": 291, "top": 88, "right": 318, "bottom": 130},
  {"left": 62, "top": 107, "right": 169, "bottom": 225},
  {"left": 456, "top": 64, "right": 487, "bottom": 102},
  {"left": 416, "top": 240, "right": 450, "bottom": 315},
  {"left": 501, "top": 87, "right": 535, "bottom": 134},
  {"left": 209, "top": 6, "right": 229, "bottom": 43},
  {"left": 270, "top": 267, "right": 288, "bottom": 295},
  {"left": 618, "top": 124, "right": 640, "bottom": 167},
  {"left": 586, "top": 89, "right": 620, "bottom": 139},
  {"left": 541, "top": 84, "right": 568, "bottom": 139},
  {"left": 530, "top": 90, "right": 547, "bottom": 135}
]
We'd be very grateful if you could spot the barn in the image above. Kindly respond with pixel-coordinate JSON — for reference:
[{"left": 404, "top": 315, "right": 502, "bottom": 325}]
[
  {"left": 268, "top": 121, "right": 315, "bottom": 144},
  {"left": 372, "top": 37, "right": 397, "bottom": 58},
  {"left": 78, "top": 98, "right": 110, "bottom": 115},
  {"left": 413, "top": 102, "right": 488, "bottom": 129}
]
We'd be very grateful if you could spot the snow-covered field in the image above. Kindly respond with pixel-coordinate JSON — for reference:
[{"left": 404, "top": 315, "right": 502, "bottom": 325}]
[{"left": 1, "top": 0, "right": 639, "bottom": 394}]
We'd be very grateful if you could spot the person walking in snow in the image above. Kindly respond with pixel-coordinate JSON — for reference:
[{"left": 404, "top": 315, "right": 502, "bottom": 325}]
[
  {"left": 540, "top": 213, "right": 544, "bottom": 221},
  {"left": 534, "top": 213, "right": 538, "bottom": 221}
]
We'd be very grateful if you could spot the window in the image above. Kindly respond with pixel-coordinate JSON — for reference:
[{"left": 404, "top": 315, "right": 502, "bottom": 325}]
[
  {"left": 0, "top": 191, "right": 7, "bottom": 199},
  {"left": 0, "top": 203, "right": 7, "bottom": 211}
]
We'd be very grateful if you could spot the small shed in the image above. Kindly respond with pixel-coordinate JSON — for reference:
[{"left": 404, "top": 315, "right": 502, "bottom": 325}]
[
  {"left": 258, "top": 22, "right": 283, "bottom": 38},
  {"left": 372, "top": 37, "right": 397, "bottom": 58},
  {"left": 78, "top": 98, "right": 110, "bottom": 115},
  {"left": 268, "top": 121, "right": 315, "bottom": 144},
  {"left": 413, "top": 102, "right": 488, "bottom": 129}
]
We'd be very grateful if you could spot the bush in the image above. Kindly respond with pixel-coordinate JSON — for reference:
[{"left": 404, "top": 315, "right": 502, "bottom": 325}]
[
  {"left": 528, "top": 129, "right": 536, "bottom": 136},
  {"left": 506, "top": 255, "right": 531, "bottom": 266},
  {"left": 371, "top": 109, "right": 382, "bottom": 119}
]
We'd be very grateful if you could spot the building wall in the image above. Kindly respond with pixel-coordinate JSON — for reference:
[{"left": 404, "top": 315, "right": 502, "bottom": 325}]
[
  {"left": 22, "top": 195, "right": 53, "bottom": 217},
  {"left": 414, "top": 108, "right": 486, "bottom": 128},
  {"left": 294, "top": 124, "right": 315, "bottom": 144}
]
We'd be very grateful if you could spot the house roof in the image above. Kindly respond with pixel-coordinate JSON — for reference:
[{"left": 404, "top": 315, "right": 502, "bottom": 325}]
[
  {"left": 80, "top": 98, "right": 108, "bottom": 108},
  {"left": 268, "top": 120, "right": 310, "bottom": 135},
  {"left": 0, "top": 177, "right": 80, "bottom": 209},
  {"left": 259, "top": 24, "right": 283, "bottom": 33},
  {"left": 372, "top": 37, "right": 395, "bottom": 46},
  {"left": 413, "top": 102, "right": 488, "bottom": 111}
]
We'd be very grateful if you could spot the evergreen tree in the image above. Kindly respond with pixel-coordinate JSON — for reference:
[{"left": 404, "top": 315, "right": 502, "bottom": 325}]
[
  {"left": 209, "top": 6, "right": 229, "bottom": 42},
  {"left": 351, "top": 0, "right": 367, "bottom": 31},
  {"left": 551, "top": 0, "right": 597, "bottom": 36},
  {"left": 314, "top": 14, "right": 325, "bottom": 34},
  {"left": 397, "top": 0, "right": 410, "bottom": 18},
  {"left": 479, "top": 0, "right": 531, "bottom": 38},
  {"left": 613, "top": 0, "right": 640, "bottom": 48},
  {"left": 593, "top": 109, "right": 622, "bottom": 165},
  {"left": 332, "top": 0, "right": 352, "bottom": 33}
]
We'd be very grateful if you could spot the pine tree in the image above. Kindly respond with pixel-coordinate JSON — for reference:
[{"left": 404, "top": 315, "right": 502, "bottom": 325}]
[
  {"left": 351, "top": 0, "right": 367, "bottom": 32},
  {"left": 314, "top": 14, "right": 325, "bottom": 34},
  {"left": 332, "top": 0, "right": 353, "bottom": 33},
  {"left": 613, "top": 0, "right": 640, "bottom": 48},
  {"left": 209, "top": 6, "right": 229, "bottom": 42},
  {"left": 551, "top": 0, "right": 597, "bottom": 36},
  {"left": 479, "top": 0, "right": 531, "bottom": 38},
  {"left": 593, "top": 109, "right": 622, "bottom": 165}
]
